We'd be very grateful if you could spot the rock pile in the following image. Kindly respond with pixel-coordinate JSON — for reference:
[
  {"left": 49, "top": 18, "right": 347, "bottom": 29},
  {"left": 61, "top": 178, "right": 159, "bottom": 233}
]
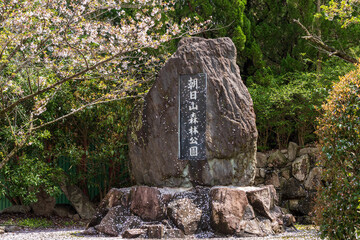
[
  {"left": 254, "top": 142, "right": 322, "bottom": 222},
  {"left": 84, "top": 185, "right": 291, "bottom": 238}
]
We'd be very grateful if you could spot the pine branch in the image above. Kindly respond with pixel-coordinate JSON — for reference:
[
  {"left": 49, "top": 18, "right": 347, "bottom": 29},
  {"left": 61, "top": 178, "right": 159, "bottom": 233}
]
[{"left": 293, "top": 19, "right": 358, "bottom": 64}]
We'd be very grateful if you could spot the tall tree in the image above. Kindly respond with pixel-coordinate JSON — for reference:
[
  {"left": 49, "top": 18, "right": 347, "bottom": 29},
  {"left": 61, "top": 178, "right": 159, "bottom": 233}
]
[{"left": 0, "top": 0, "right": 209, "bottom": 170}]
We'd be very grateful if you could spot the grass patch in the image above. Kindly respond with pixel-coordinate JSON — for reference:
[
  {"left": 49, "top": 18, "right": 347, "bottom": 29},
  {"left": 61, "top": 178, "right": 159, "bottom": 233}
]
[
  {"left": 17, "top": 218, "right": 53, "bottom": 228},
  {"left": 294, "top": 224, "right": 318, "bottom": 230}
]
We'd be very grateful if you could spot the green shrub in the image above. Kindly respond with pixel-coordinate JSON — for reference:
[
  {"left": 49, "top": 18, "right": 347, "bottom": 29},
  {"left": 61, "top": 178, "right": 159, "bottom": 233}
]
[{"left": 315, "top": 63, "right": 360, "bottom": 239}]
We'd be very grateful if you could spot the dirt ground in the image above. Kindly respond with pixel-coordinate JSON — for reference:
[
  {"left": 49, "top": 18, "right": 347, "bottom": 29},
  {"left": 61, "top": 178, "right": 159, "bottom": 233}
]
[{"left": 0, "top": 213, "right": 320, "bottom": 239}]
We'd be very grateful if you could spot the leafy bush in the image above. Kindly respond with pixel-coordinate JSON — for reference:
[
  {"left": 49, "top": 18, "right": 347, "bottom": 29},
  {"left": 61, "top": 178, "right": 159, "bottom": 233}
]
[
  {"left": 249, "top": 59, "right": 355, "bottom": 150},
  {"left": 315, "top": 63, "right": 360, "bottom": 239},
  {"left": 0, "top": 155, "right": 63, "bottom": 205}
]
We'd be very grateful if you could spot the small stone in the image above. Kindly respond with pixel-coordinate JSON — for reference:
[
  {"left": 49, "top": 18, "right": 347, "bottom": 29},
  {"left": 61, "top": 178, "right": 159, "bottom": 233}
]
[
  {"left": 164, "top": 229, "right": 185, "bottom": 238},
  {"left": 281, "top": 178, "right": 306, "bottom": 199},
  {"left": 243, "top": 186, "right": 274, "bottom": 221},
  {"left": 259, "top": 168, "right": 266, "bottom": 178},
  {"left": 130, "top": 186, "right": 165, "bottom": 221},
  {"left": 267, "top": 150, "right": 287, "bottom": 168},
  {"left": 259, "top": 219, "right": 274, "bottom": 235},
  {"left": 266, "top": 185, "right": 279, "bottom": 208},
  {"left": 73, "top": 214, "right": 81, "bottom": 221},
  {"left": 292, "top": 154, "right": 310, "bottom": 181},
  {"left": 31, "top": 188, "right": 56, "bottom": 216},
  {"left": 82, "top": 227, "right": 98, "bottom": 235},
  {"left": 0, "top": 226, "right": 5, "bottom": 234},
  {"left": 254, "top": 177, "right": 265, "bottom": 185},
  {"left": 304, "top": 167, "right": 322, "bottom": 190},
  {"left": 256, "top": 152, "right": 267, "bottom": 168},
  {"left": 283, "top": 214, "right": 296, "bottom": 227},
  {"left": 271, "top": 206, "right": 284, "bottom": 225},
  {"left": 289, "top": 199, "right": 299, "bottom": 212},
  {"left": 242, "top": 219, "right": 263, "bottom": 236},
  {"left": 210, "top": 187, "right": 249, "bottom": 234},
  {"left": 288, "top": 142, "right": 299, "bottom": 161},
  {"left": 144, "top": 224, "right": 164, "bottom": 239},
  {"left": 271, "top": 220, "right": 283, "bottom": 233},
  {"left": 87, "top": 188, "right": 131, "bottom": 229},
  {"left": 280, "top": 168, "right": 291, "bottom": 180},
  {"left": 0, "top": 205, "right": 31, "bottom": 214},
  {"left": 299, "top": 147, "right": 318, "bottom": 156},
  {"left": 54, "top": 205, "right": 76, "bottom": 218},
  {"left": 122, "top": 229, "right": 146, "bottom": 238},
  {"left": 5, "top": 225, "right": 22, "bottom": 232},
  {"left": 243, "top": 204, "right": 255, "bottom": 220},
  {"left": 167, "top": 198, "right": 202, "bottom": 235},
  {"left": 265, "top": 172, "right": 280, "bottom": 188}
]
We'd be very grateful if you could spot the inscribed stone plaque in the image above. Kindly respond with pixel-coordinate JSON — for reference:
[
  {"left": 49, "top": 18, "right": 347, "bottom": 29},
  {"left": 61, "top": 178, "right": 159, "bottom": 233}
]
[{"left": 178, "top": 73, "right": 207, "bottom": 160}]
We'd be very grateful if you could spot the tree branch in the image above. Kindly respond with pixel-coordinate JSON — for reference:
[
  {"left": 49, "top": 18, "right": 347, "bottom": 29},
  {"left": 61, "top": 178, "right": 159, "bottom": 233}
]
[
  {"left": 293, "top": 19, "right": 358, "bottom": 64},
  {"left": 0, "top": 47, "right": 131, "bottom": 117},
  {"left": 32, "top": 94, "right": 143, "bottom": 131}
]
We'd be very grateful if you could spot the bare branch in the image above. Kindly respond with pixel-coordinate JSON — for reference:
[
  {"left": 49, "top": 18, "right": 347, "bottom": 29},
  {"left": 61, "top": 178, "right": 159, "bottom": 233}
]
[{"left": 293, "top": 19, "right": 358, "bottom": 64}]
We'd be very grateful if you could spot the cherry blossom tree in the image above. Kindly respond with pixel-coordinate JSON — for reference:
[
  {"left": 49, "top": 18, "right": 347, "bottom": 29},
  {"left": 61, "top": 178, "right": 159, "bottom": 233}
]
[{"left": 0, "top": 0, "right": 209, "bottom": 169}]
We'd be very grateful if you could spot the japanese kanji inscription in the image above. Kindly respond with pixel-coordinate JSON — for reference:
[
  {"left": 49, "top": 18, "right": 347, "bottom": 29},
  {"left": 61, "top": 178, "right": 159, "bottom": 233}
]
[{"left": 178, "top": 73, "right": 207, "bottom": 160}]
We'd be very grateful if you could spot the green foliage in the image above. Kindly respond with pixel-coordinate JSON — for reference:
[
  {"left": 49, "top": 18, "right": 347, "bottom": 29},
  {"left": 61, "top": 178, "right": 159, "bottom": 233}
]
[
  {"left": 41, "top": 92, "right": 135, "bottom": 200},
  {"left": 0, "top": 155, "right": 63, "bottom": 205},
  {"left": 249, "top": 58, "right": 355, "bottom": 149},
  {"left": 315, "top": 63, "right": 360, "bottom": 239}
]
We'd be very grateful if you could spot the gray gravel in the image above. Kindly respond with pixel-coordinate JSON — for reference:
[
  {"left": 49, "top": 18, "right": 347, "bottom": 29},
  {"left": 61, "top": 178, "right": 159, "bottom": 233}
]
[{"left": 0, "top": 229, "right": 320, "bottom": 240}]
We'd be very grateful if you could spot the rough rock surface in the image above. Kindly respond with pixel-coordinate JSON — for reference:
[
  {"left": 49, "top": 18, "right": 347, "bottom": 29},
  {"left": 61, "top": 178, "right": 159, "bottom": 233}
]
[
  {"left": 267, "top": 150, "right": 287, "bottom": 168},
  {"left": 87, "top": 188, "right": 131, "bottom": 228},
  {"left": 292, "top": 154, "right": 310, "bottom": 181},
  {"left": 128, "top": 37, "right": 257, "bottom": 187},
  {"left": 210, "top": 187, "right": 248, "bottom": 234},
  {"left": 281, "top": 178, "right": 307, "bottom": 199},
  {"left": 30, "top": 189, "right": 56, "bottom": 216},
  {"left": 0, "top": 205, "right": 31, "bottom": 214},
  {"left": 242, "top": 187, "right": 274, "bottom": 221},
  {"left": 60, "top": 182, "right": 95, "bottom": 219},
  {"left": 167, "top": 198, "right": 202, "bottom": 235},
  {"left": 130, "top": 186, "right": 166, "bottom": 221},
  {"left": 85, "top": 185, "right": 285, "bottom": 238},
  {"left": 304, "top": 167, "right": 322, "bottom": 190},
  {"left": 287, "top": 142, "right": 299, "bottom": 161}
]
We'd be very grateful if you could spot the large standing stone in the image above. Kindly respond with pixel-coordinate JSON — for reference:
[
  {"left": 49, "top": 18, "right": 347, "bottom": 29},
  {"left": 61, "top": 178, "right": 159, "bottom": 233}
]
[
  {"left": 128, "top": 37, "right": 257, "bottom": 187},
  {"left": 210, "top": 187, "right": 249, "bottom": 234}
]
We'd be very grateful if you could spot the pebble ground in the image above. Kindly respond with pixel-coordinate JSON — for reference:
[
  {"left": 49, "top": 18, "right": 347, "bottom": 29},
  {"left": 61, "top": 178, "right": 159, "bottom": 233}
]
[{"left": 0, "top": 228, "right": 320, "bottom": 240}]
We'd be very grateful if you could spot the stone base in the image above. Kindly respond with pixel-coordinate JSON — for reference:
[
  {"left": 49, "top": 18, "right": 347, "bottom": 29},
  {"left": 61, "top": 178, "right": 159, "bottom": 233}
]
[{"left": 84, "top": 185, "right": 294, "bottom": 238}]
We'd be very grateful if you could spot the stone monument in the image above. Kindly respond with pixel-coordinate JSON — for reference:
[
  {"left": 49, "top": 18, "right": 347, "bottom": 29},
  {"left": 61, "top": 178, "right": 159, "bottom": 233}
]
[
  {"left": 128, "top": 37, "right": 258, "bottom": 187},
  {"left": 83, "top": 38, "right": 291, "bottom": 238}
]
